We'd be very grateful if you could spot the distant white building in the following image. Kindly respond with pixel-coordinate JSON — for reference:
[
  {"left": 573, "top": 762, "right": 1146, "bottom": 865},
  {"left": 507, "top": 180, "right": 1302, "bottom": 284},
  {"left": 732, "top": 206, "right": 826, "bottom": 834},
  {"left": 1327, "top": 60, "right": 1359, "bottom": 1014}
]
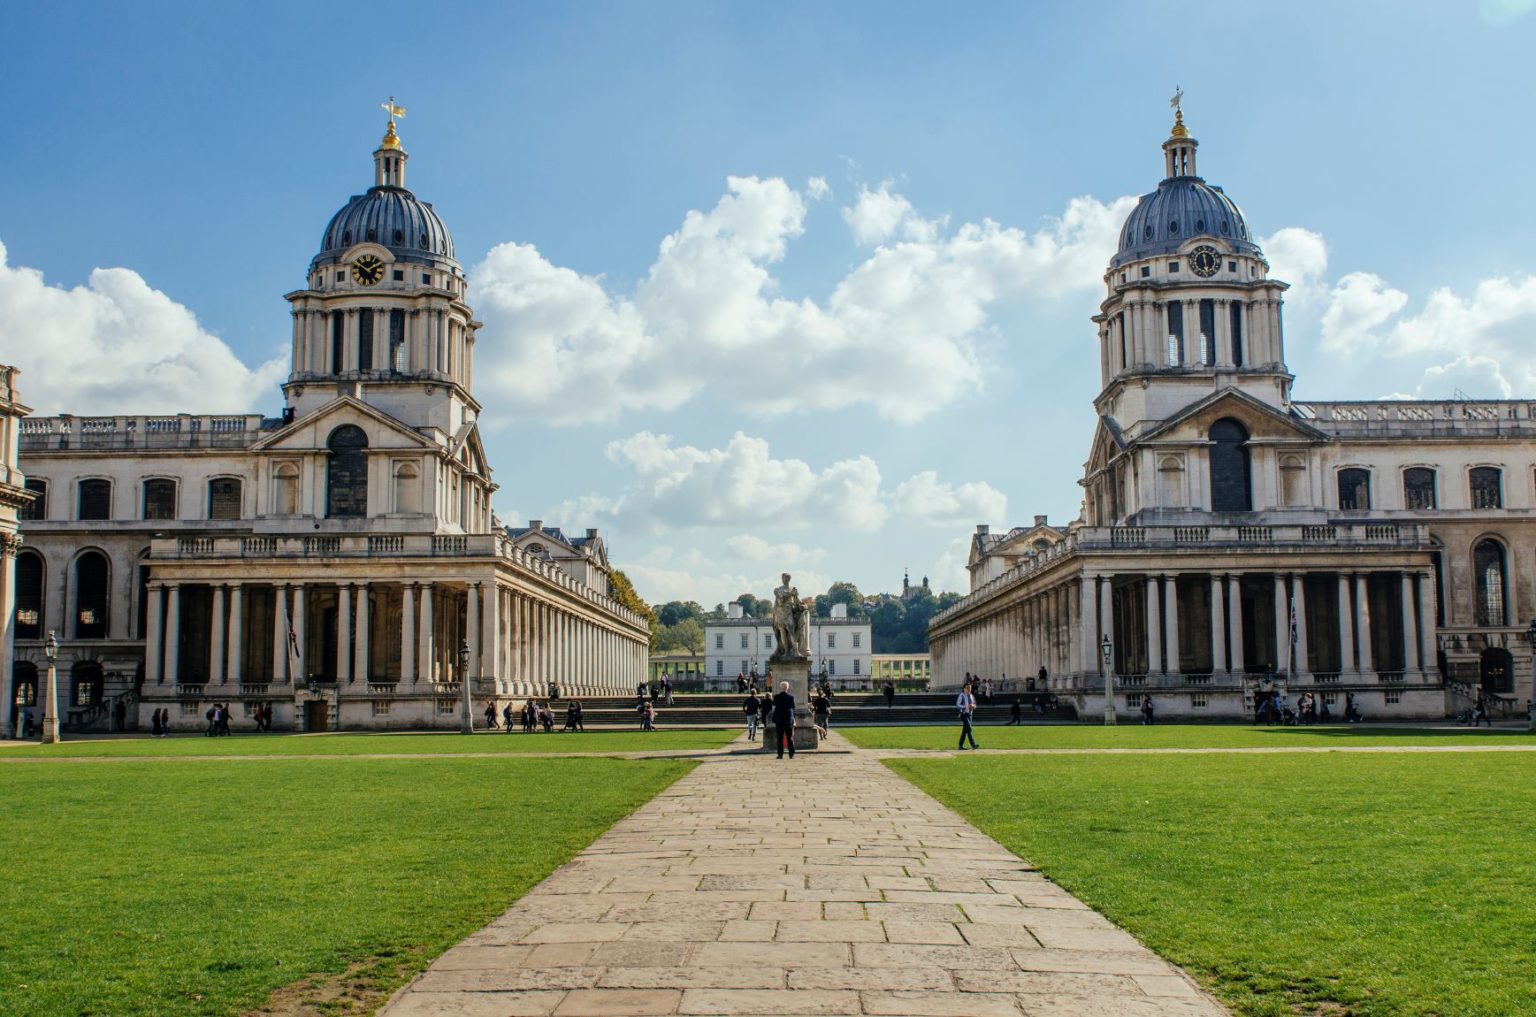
[{"left": 705, "top": 602, "right": 872, "bottom": 683}]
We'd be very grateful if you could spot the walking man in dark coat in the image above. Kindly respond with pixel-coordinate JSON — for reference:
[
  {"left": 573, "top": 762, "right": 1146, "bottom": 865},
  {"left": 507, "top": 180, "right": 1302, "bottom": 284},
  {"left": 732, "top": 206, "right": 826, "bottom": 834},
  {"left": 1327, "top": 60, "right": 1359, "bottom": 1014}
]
[{"left": 772, "top": 681, "right": 797, "bottom": 759}]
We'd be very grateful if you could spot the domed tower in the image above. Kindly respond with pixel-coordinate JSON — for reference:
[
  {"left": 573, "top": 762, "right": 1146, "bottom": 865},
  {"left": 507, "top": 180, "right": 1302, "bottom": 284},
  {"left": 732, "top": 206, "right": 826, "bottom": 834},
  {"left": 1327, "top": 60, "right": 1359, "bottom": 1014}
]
[
  {"left": 283, "top": 106, "right": 482, "bottom": 435},
  {"left": 1091, "top": 101, "right": 1291, "bottom": 441}
]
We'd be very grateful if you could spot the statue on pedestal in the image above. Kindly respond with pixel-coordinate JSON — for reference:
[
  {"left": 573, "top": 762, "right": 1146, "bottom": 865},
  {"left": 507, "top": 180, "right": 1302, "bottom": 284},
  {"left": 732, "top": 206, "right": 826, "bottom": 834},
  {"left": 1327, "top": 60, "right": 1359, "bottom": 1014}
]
[{"left": 770, "top": 572, "right": 809, "bottom": 661}]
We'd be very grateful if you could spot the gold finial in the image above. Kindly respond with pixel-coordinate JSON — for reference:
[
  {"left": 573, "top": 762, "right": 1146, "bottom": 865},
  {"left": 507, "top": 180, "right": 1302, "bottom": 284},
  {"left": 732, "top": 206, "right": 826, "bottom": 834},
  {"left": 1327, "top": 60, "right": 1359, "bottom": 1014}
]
[
  {"left": 379, "top": 96, "right": 407, "bottom": 149},
  {"left": 1168, "top": 85, "right": 1189, "bottom": 138}
]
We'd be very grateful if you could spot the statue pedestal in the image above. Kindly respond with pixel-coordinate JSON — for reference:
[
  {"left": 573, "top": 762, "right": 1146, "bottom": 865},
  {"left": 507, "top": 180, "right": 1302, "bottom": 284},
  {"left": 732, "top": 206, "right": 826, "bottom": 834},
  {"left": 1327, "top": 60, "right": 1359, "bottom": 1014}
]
[{"left": 764, "top": 658, "right": 819, "bottom": 753}]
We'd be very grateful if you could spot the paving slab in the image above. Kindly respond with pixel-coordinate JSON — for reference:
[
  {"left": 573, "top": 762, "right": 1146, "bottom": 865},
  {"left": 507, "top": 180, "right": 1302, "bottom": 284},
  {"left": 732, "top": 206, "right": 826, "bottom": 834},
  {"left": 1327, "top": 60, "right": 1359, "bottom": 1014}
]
[{"left": 380, "top": 733, "right": 1229, "bottom": 1016}]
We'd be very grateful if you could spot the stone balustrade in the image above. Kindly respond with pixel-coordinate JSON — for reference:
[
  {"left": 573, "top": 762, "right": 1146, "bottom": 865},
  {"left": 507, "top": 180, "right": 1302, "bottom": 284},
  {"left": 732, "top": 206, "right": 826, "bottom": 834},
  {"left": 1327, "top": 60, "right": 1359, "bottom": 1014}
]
[{"left": 18, "top": 413, "right": 268, "bottom": 450}]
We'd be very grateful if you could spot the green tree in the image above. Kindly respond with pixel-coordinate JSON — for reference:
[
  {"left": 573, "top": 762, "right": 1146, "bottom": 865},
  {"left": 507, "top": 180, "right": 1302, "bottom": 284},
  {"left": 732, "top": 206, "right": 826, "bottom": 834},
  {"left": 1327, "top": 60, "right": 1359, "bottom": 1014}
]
[
  {"left": 735, "top": 593, "right": 772, "bottom": 618},
  {"left": 608, "top": 569, "right": 658, "bottom": 646},
  {"left": 655, "top": 617, "right": 704, "bottom": 653},
  {"left": 656, "top": 600, "right": 704, "bottom": 628}
]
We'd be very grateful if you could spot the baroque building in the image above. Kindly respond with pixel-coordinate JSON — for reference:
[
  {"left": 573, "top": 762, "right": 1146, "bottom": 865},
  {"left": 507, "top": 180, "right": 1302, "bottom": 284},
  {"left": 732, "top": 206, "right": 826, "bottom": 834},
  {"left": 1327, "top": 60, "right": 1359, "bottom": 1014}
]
[
  {"left": 705, "top": 602, "right": 872, "bottom": 685},
  {"left": 10, "top": 115, "right": 649, "bottom": 733},
  {"left": 930, "top": 106, "right": 1535, "bottom": 721}
]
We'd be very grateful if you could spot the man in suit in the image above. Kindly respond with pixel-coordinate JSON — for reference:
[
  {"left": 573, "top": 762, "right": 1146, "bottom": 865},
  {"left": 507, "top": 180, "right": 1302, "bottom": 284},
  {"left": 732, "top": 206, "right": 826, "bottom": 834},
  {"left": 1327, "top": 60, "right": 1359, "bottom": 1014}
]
[
  {"left": 772, "top": 681, "right": 797, "bottom": 759},
  {"left": 956, "top": 682, "right": 979, "bottom": 750}
]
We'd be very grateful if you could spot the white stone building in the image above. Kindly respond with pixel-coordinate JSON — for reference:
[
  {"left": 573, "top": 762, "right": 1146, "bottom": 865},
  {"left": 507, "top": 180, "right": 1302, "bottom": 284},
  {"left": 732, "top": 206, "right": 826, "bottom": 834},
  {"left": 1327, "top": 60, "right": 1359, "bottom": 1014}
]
[
  {"left": 705, "top": 603, "right": 872, "bottom": 684},
  {"left": 931, "top": 107, "right": 1536, "bottom": 722},
  {"left": 1, "top": 365, "right": 35, "bottom": 735},
  {"left": 10, "top": 117, "right": 649, "bottom": 732}
]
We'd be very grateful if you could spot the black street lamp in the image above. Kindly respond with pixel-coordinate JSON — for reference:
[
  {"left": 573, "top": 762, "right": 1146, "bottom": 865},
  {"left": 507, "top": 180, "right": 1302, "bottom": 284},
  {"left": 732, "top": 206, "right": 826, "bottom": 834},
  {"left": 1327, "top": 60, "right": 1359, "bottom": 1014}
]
[
  {"left": 41, "top": 631, "right": 61, "bottom": 743},
  {"left": 458, "top": 638, "right": 472, "bottom": 734}
]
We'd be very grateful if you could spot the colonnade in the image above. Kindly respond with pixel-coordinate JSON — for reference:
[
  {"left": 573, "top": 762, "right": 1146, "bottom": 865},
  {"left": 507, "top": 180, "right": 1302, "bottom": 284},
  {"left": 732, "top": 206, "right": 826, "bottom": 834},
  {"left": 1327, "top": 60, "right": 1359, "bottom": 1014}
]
[
  {"left": 141, "top": 576, "right": 646, "bottom": 696},
  {"left": 291, "top": 305, "right": 471, "bottom": 385},
  {"left": 934, "top": 567, "right": 1436, "bottom": 688},
  {"left": 1102, "top": 295, "right": 1283, "bottom": 376}
]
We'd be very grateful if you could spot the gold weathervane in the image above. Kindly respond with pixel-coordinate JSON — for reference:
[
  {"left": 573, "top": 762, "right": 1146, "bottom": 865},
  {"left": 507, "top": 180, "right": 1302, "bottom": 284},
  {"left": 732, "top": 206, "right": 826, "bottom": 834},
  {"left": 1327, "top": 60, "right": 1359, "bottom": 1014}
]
[
  {"left": 379, "top": 96, "right": 407, "bottom": 148},
  {"left": 1169, "top": 85, "right": 1188, "bottom": 138}
]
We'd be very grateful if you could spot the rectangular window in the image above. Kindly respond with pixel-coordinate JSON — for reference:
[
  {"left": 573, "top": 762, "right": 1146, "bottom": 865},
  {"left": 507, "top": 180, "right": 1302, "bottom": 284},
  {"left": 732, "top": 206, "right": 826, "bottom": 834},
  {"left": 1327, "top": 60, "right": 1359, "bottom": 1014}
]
[
  {"left": 1198, "top": 298, "right": 1215, "bottom": 365},
  {"left": 740, "top": 634, "right": 749, "bottom": 649},
  {"left": 389, "top": 309, "right": 406, "bottom": 372},
  {"left": 180, "top": 702, "right": 199, "bottom": 717},
  {"left": 716, "top": 660, "right": 723, "bottom": 675},
  {"left": 853, "top": 633, "right": 861, "bottom": 648},
  {"left": 330, "top": 313, "right": 344, "bottom": 372},
  {"left": 853, "top": 659, "right": 861, "bottom": 675},
  {"left": 828, "top": 660, "right": 836, "bottom": 675},
  {"left": 372, "top": 701, "right": 392, "bottom": 716},
  {"left": 392, "top": 270, "right": 404, "bottom": 282},
  {"left": 741, "top": 660, "right": 749, "bottom": 675},
  {"left": 1141, "top": 266, "right": 1151, "bottom": 278},
  {"left": 143, "top": 479, "right": 177, "bottom": 520},
  {"left": 421, "top": 273, "right": 431, "bottom": 284},
  {"left": 1192, "top": 694, "right": 1208, "bottom": 708},
  {"left": 1403, "top": 468, "right": 1437, "bottom": 510},
  {"left": 1230, "top": 302, "right": 1244, "bottom": 366},
  {"left": 1470, "top": 467, "right": 1503, "bottom": 509},
  {"left": 714, "top": 634, "right": 723, "bottom": 649},
  {"left": 78, "top": 479, "right": 111, "bottom": 520},
  {"left": 1116, "top": 310, "right": 1127, "bottom": 370},
  {"left": 1227, "top": 261, "right": 1237, "bottom": 272},
  {"left": 1385, "top": 690, "right": 1401, "bottom": 705},
  {"left": 208, "top": 478, "right": 242, "bottom": 520},
  {"left": 358, "top": 309, "right": 374, "bottom": 371},
  {"left": 1166, "top": 302, "right": 1184, "bottom": 366},
  {"left": 1126, "top": 693, "right": 1142, "bottom": 708},
  {"left": 827, "top": 632, "right": 837, "bottom": 649},
  {"left": 765, "top": 634, "right": 774, "bottom": 648},
  {"left": 436, "top": 699, "right": 455, "bottom": 714},
  {"left": 20, "top": 479, "right": 46, "bottom": 520},
  {"left": 335, "top": 271, "right": 344, "bottom": 283},
  {"left": 1169, "top": 261, "right": 1180, "bottom": 273},
  {"left": 1322, "top": 692, "right": 1337, "bottom": 706}
]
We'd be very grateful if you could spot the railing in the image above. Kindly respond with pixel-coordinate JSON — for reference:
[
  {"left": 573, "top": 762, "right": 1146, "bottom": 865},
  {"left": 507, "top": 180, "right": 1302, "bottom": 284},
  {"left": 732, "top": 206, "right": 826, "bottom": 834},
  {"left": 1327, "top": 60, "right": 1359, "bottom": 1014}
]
[
  {"left": 179, "top": 537, "right": 215, "bottom": 555},
  {"left": 19, "top": 413, "right": 268, "bottom": 450},
  {"left": 304, "top": 536, "right": 341, "bottom": 556},
  {"left": 241, "top": 537, "right": 277, "bottom": 556},
  {"left": 1294, "top": 399, "right": 1536, "bottom": 438},
  {"left": 432, "top": 535, "right": 468, "bottom": 555},
  {"left": 1173, "top": 526, "right": 1209, "bottom": 543},
  {"left": 238, "top": 684, "right": 271, "bottom": 696},
  {"left": 1379, "top": 671, "right": 1406, "bottom": 684},
  {"left": 175, "top": 684, "right": 205, "bottom": 698},
  {"left": 368, "top": 535, "right": 404, "bottom": 554},
  {"left": 366, "top": 682, "right": 398, "bottom": 695},
  {"left": 1313, "top": 672, "right": 1341, "bottom": 684}
]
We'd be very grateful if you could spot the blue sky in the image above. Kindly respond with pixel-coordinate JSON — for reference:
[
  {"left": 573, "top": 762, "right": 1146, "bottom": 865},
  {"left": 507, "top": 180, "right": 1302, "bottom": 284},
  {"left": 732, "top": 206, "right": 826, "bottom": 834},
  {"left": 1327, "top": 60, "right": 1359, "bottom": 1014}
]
[{"left": 4, "top": 1, "right": 1535, "bottom": 605}]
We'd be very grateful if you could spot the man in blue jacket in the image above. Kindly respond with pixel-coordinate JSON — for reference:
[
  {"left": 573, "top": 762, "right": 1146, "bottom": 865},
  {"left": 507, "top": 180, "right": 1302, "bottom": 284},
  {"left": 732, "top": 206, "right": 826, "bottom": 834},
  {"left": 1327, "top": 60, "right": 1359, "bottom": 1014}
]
[{"left": 772, "top": 681, "right": 797, "bottom": 759}]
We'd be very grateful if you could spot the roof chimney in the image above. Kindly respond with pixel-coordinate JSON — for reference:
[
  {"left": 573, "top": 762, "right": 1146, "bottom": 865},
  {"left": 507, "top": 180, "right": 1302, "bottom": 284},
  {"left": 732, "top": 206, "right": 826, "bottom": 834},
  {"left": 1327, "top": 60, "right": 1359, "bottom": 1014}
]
[
  {"left": 529, "top": 519, "right": 543, "bottom": 531},
  {"left": 727, "top": 602, "right": 743, "bottom": 620},
  {"left": 586, "top": 528, "right": 598, "bottom": 540},
  {"left": 976, "top": 524, "right": 990, "bottom": 535},
  {"left": 1034, "top": 515, "right": 1047, "bottom": 527}
]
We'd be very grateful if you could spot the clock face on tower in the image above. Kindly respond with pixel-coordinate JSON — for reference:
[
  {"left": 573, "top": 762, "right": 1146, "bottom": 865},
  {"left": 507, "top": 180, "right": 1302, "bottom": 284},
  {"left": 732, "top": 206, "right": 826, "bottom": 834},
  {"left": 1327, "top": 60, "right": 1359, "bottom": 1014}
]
[
  {"left": 1190, "top": 245, "right": 1220, "bottom": 278},
  {"left": 351, "top": 254, "right": 385, "bottom": 286}
]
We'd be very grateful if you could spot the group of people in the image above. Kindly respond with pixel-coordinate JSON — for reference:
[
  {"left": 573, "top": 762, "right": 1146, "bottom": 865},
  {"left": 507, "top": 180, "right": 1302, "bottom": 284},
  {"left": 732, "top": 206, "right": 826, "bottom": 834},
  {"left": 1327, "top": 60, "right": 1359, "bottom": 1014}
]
[
  {"left": 486, "top": 699, "right": 580, "bottom": 733},
  {"left": 637, "top": 678, "right": 674, "bottom": 706},
  {"left": 740, "top": 682, "right": 815, "bottom": 756},
  {"left": 1253, "top": 689, "right": 1348, "bottom": 725}
]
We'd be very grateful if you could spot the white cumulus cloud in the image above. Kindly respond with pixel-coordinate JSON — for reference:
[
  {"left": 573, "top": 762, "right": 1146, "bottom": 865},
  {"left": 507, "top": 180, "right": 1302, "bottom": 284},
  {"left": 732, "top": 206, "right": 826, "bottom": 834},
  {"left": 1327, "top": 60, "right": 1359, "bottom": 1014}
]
[
  {"left": 724, "top": 534, "right": 828, "bottom": 565},
  {"left": 892, "top": 470, "right": 1007, "bottom": 527},
  {"left": 0, "top": 239, "right": 285, "bottom": 415},
  {"left": 469, "top": 178, "right": 1136, "bottom": 426}
]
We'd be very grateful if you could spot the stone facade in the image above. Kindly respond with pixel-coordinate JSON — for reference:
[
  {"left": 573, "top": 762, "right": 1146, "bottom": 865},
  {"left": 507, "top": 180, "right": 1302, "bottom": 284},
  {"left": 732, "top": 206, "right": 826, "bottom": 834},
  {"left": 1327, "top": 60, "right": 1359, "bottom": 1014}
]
[
  {"left": 706, "top": 603, "right": 872, "bottom": 684},
  {"left": 931, "top": 111, "right": 1534, "bottom": 723},
  {"left": 1, "top": 365, "right": 35, "bottom": 734},
  {"left": 9, "top": 120, "right": 649, "bottom": 733}
]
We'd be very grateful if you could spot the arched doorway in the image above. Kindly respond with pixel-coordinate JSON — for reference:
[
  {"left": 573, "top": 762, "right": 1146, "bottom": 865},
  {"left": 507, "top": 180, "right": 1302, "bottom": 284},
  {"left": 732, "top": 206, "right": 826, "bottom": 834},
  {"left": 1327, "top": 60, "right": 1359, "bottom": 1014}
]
[
  {"left": 326, "top": 425, "right": 369, "bottom": 518},
  {"left": 71, "top": 661, "right": 105, "bottom": 712},
  {"left": 74, "top": 550, "right": 110, "bottom": 639},
  {"left": 1480, "top": 647, "right": 1513, "bottom": 694},
  {"left": 1209, "top": 418, "right": 1252, "bottom": 511},
  {"left": 10, "top": 662, "right": 38, "bottom": 737}
]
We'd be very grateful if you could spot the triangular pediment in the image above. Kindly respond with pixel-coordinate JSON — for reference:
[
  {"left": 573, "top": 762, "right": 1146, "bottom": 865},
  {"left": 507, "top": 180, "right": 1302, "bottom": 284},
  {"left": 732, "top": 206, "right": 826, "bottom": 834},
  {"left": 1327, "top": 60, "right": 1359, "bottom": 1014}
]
[
  {"left": 250, "top": 397, "right": 438, "bottom": 453},
  {"left": 1136, "top": 389, "right": 1329, "bottom": 445}
]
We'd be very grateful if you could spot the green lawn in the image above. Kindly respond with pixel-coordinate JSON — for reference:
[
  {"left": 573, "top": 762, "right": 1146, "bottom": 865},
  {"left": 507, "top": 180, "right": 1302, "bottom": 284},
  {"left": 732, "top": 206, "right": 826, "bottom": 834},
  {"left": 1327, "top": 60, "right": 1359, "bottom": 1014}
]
[
  {"left": 888, "top": 751, "right": 1536, "bottom": 1017},
  {"left": 0, "top": 728, "right": 737, "bottom": 758},
  {"left": 842, "top": 722, "right": 1535, "bottom": 750},
  {"left": 0, "top": 755, "right": 692, "bottom": 1016}
]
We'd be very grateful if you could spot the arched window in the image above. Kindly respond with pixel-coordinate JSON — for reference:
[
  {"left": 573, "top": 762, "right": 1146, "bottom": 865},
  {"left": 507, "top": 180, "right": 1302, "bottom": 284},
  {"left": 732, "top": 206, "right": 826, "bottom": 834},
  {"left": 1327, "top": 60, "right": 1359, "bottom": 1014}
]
[
  {"left": 326, "top": 425, "right": 369, "bottom": 518},
  {"left": 1158, "top": 456, "right": 1185, "bottom": 508},
  {"left": 1403, "top": 468, "right": 1436, "bottom": 510},
  {"left": 1209, "top": 418, "right": 1251, "bottom": 512},
  {"left": 393, "top": 462, "right": 420, "bottom": 514},
  {"left": 75, "top": 550, "right": 110, "bottom": 639},
  {"left": 208, "top": 477, "right": 243, "bottom": 520},
  {"left": 1338, "top": 468, "right": 1371, "bottom": 511},
  {"left": 142, "top": 478, "right": 177, "bottom": 520},
  {"left": 1279, "top": 454, "right": 1307, "bottom": 507},
  {"left": 14, "top": 550, "right": 44, "bottom": 639},
  {"left": 1474, "top": 539, "right": 1507, "bottom": 627},
  {"left": 78, "top": 478, "right": 111, "bottom": 520},
  {"left": 71, "top": 661, "right": 104, "bottom": 708},
  {"left": 273, "top": 463, "right": 299, "bottom": 515},
  {"left": 1470, "top": 467, "right": 1503, "bottom": 510}
]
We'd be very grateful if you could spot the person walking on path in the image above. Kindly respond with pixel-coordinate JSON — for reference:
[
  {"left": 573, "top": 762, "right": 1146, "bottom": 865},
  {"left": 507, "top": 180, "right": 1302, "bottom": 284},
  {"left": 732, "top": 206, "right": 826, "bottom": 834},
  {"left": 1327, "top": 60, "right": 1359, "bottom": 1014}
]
[
  {"left": 743, "top": 690, "right": 760, "bottom": 740},
  {"left": 955, "top": 682, "right": 979, "bottom": 750},
  {"left": 1473, "top": 693, "right": 1491, "bottom": 727},
  {"left": 484, "top": 701, "right": 499, "bottom": 730},
  {"left": 1007, "top": 696, "right": 1022, "bottom": 725},
  {"left": 772, "top": 681, "right": 797, "bottom": 759},
  {"left": 883, "top": 681, "right": 895, "bottom": 707},
  {"left": 502, "top": 702, "right": 515, "bottom": 732},
  {"left": 812, "top": 691, "right": 830, "bottom": 741},
  {"left": 1141, "top": 695, "right": 1155, "bottom": 725},
  {"left": 663, "top": 675, "right": 673, "bottom": 706},
  {"left": 758, "top": 689, "right": 772, "bottom": 740}
]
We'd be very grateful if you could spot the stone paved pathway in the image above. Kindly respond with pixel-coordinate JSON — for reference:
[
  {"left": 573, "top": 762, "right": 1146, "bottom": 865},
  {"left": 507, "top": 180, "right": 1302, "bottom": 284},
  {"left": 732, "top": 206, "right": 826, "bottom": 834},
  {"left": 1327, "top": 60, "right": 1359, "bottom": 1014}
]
[{"left": 381, "top": 733, "right": 1227, "bottom": 1017}]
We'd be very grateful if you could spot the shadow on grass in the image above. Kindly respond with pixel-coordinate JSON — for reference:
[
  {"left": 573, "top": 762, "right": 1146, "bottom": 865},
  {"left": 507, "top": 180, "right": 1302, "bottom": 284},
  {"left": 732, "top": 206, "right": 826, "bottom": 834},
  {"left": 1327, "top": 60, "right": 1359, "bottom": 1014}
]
[{"left": 1247, "top": 724, "right": 1532, "bottom": 740}]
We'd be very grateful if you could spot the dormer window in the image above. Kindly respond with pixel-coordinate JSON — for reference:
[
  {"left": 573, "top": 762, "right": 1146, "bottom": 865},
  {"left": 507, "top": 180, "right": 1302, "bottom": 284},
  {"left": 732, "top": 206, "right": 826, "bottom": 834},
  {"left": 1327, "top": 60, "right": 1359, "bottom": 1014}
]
[{"left": 1169, "top": 262, "right": 1180, "bottom": 273}]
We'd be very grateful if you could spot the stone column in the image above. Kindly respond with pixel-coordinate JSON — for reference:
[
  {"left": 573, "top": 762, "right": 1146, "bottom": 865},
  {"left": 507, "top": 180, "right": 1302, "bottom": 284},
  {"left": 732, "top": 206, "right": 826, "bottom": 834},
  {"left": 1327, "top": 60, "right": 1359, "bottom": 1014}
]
[
  {"left": 1098, "top": 578, "right": 1114, "bottom": 672},
  {"left": 1080, "top": 578, "right": 1097, "bottom": 680},
  {"left": 466, "top": 582, "right": 481, "bottom": 679},
  {"left": 1227, "top": 575, "right": 1245, "bottom": 676},
  {"left": 401, "top": 584, "right": 417, "bottom": 682},
  {"left": 1164, "top": 575, "right": 1181, "bottom": 676},
  {"left": 1291, "top": 575, "right": 1310, "bottom": 678},
  {"left": 418, "top": 583, "right": 435, "bottom": 682},
  {"left": 227, "top": 584, "right": 243, "bottom": 686},
  {"left": 337, "top": 584, "right": 352, "bottom": 683},
  {"left": 1274, "top": 574, "right": 1291, "bottom": 678},
  {"left": 145, "top": 583, "right": 164, "bottom": 684},
  {"left": 210, "top": 585, "right": 227, "bottom": 683},
  {"left": 1066, "top": 585, "right": 1081, "bottom": 678},
  {"left": 1337, "top": 574, "right": 1356, "bottom": 674},
  {"left": 486, "top": 585, "right": 501, "bottom": 691},
  {"left": 1210, "top": 575, "right": 1227, "bottom": 674},
  {"left": 1355, "top": 574, "right": 1374, "bottom": 675},
  {"left": 272, "top": 583, "right": 289, "bottom": 683},
  {"left": 1401, "top": 572, "right": 1420, "bottom": 673},
  {"left": 292, "top": 584, "right": 307, "bottom": 683},
  {"left": 1145, "top": 575, "right": 1162, "bottom": 674},
  {"left": 164, "top": 584, "right": 181, "bottom": 685},
  {"left": 1418, "top": 570, "right": 1437, "bottom": 674},
  {"left": 354, "top": 582, "right": 370, "bottom": 683}
]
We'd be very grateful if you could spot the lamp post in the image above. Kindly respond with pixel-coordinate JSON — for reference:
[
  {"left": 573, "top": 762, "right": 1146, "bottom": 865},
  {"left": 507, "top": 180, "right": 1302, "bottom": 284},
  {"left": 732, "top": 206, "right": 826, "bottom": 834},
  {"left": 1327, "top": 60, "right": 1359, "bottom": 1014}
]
[
  {"left": 1100, "top": 633, "right": 1116, "bottom": 726},
  {"left": 458, "top": 638, "right": 472, "bottom": 734},
  {"left": 41, "top": 630, "right": 61, "bottom": 744}
]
